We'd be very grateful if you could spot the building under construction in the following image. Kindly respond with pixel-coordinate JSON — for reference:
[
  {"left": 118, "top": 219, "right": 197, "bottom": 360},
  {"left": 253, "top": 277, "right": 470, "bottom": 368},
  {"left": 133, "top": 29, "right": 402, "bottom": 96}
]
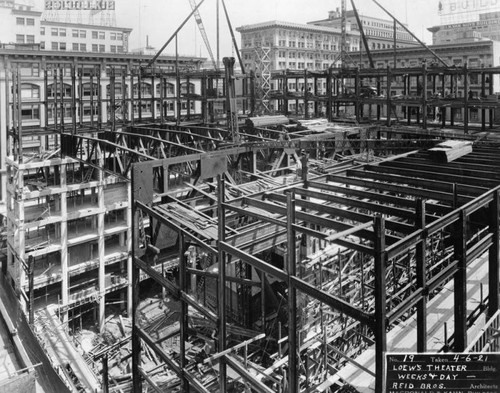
[{"left": 2, "top": 2, "right": 500, "bottom": 393}]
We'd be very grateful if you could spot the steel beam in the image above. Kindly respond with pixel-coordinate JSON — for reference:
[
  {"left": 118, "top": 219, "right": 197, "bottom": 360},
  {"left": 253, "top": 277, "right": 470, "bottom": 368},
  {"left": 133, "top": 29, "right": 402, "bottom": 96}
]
[{"left": 488, "top": 189, "right": 500, "bottom": 318}]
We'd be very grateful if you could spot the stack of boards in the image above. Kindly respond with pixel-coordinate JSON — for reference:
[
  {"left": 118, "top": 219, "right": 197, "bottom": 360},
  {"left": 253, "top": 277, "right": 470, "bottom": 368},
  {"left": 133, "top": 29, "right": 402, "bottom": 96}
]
[{"left": 429, "top": 140, "right": 473, "bottom": 163}]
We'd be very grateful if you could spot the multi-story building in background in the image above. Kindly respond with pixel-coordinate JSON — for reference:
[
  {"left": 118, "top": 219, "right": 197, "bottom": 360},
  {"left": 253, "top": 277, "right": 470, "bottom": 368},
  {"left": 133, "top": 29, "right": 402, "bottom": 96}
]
[
  {"left": 237, "top": 20, "right": 361, "bottom": 74},
  {"left": 309, "top": 9, "right": 418, "bottom": 51},
  {"left": 0, "top": 0, "right": 131, "bottom": 53}
]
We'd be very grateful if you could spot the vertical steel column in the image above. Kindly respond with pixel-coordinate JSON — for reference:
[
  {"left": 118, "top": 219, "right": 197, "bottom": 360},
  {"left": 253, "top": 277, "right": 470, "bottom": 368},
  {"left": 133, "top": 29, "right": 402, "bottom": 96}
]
[
  {"left": 453, "top": 210, "right": 467, "bottom": 351},
  {"left": 121, "top": 69, "right": 127, "bottom": 125},
  {"left": 450, "top": 74, "right": 455, "bottom": 126},
  {"left": 488, "top": 189, "right": 500, "bottom": 318},
  {"left": 463, "top": 64, "right": 469, "bottom": 134},
  {"left": 186, "top": 76, "right": 191, "bottom": 120},
  {"left": 304, "top": 69, "right": 309, "bottom": 120},
  {"left": 314, "top": 74, "right": 319, "bottom": 117},
  {"left": 374, "top": 215, "right": 387, "bottom": 393},
  {"left": 393, "top": 20, "right": 397, "bottom": 67},
  {"left": 250, "top": 70, "right": 256, "bottom": 116},
  {"left": 176, "top": 35, "right": 181, "bottom": 125},
  {"left": 201, "top": 71, "right": 207, "bottom": 123},
  {"left": 416, "top": 199, "right": 427, "bottom": 352},
  {"left": 71, "top": 66, "right": 77, "bottom": 133},
  {"left": 376, "top": 75, "right": 381, "bottom": 121},
  {"left": 43, "top": 68, "right": 49, "bottom": 132},
  {"left": 130, "top": 72, "right": 135, "bottom": 127},
  {"left": 131, "top": 171, "right": 142, "bottom": 393},
  {"left": 286, "top": 192, "right": 298, "bottom": 392},
  {"left": 481, "top": 71, "right": 486, "bottom": 131},
  {"left": 110, "top": 68, "right": 116, "bottom": 132},
  {"left": 326, "top": 68, "right": 333, "bottom": 122},
  {"left": 217, "top": 175, "right": 227, "bottom": 393},
  {"left": 354, "top": 67, "right": 360, "bottom": 123},
  {"left": 78, "top": 67, "right": 83, "bottom": 128},
  {"left": 151, "top": 73, "right": 155, "bottom": 120},
  {"left": 59, "top": 65, "right": 65, "bottom": 133},
  {"left": 14, "top": 69, "right": 23, "bottom": 162},
  {"left": 489, "top": 72, "right": 494, "bottom": 128},
  {"left": 103, "top": 354, "right": 109, "bottom": 393},
  {"left": 90, "top": 70, "right": 94, "bottom": 129},
  {"left": 97, "top": 65, "right": 102, "bottom": 128},
  {"left": 386, "top": 66, "right": 391, "bottom": 127},
  {"left": 52, "top": 67, "right": 58, "bottom": 136},
  {"left": 422, "top": 62, "right": 428, "bottom": 130},
  {"left": 407, "top": 75, "right": 412, "bottom": 125},
  {"left": 159, "top": 71, "right": 164, "bottom": 124},
  {"left": 179, "top": 232, "right": 190, "bottom": 392},
  {"left": 283, "top": 70, "right": 289, "bottom": 116},
  {"left": 28, "top": 255, "right": 34, "bottom": 325},
  {"left": 137, "top": 69, "right": 142, "bottom": 122}
]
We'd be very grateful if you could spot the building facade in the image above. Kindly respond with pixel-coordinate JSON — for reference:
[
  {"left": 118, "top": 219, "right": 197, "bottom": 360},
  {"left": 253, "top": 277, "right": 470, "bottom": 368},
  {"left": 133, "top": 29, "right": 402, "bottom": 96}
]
[
  {"left": 237, "top": 20, "right": 361, "bottom": 73},
  {"left": 0, "top": 0, "right": 131, "bottom": 53},
  {"left": 309, "top": 9, "right": 418, "bottom": 51},
  {"left": 430, "top": 10, "right": 500, "bottom": 45}
]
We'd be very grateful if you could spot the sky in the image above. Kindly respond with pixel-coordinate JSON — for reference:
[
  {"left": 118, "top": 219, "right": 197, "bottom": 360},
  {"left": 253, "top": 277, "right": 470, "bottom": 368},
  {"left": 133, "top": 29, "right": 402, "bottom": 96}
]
[
  {"left": 114, "top": 0, "right": 442, "bottom": 58},
  {"left": 31, "top": 0, "right": 444, "bottom": 58}
]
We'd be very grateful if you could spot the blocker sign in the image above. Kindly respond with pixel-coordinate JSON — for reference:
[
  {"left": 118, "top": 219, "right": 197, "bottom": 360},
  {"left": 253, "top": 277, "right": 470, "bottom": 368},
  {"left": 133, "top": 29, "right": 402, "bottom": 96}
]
[{"left": 44, "top": 0, "right": 115, "bottom": 10}]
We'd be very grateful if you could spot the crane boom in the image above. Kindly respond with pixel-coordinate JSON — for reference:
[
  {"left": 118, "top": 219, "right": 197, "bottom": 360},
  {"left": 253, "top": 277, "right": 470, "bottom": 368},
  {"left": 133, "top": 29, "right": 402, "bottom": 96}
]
[{"left": 188, "top": 0, "right": 218, "bottom": 69}]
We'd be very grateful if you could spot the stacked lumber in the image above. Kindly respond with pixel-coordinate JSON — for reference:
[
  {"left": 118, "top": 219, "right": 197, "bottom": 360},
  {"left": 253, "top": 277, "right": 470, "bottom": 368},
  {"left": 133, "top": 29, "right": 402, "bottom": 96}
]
[
  {"left": 429, "top": 140, "right": 473, "bottom": 163},
  {"left": 245, "top": 115, "right": 289, "bottom": 128}
]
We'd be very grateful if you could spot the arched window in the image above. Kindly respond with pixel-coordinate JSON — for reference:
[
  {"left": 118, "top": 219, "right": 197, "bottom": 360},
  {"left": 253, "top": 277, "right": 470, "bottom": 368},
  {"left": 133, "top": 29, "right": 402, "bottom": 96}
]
[
  {"left": 21, "top": 83, "right": 40, "bottom": 99},
  {"left": 156, "top": 82, "right": 175, "bottom": 96},
  {"left": 180, "top": 82, "right": 195, "bottom": 95},
  {"left": 133, "top": 82, "right": 152, "bottom": 96},
  {"left": 47, "top": 82, "right": 72, "bottom": 97},
  {"left": 106, "top": 82, "right": 127, "bottom": 97},
  {"left": 81, "top": 82, "right": 99, "bottom": 97}
]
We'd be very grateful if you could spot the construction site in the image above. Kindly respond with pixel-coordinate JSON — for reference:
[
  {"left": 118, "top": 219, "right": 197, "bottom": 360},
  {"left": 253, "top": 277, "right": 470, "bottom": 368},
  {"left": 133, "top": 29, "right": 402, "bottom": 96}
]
[{"left": 1, "top": 0, "right": 500, "bottom": 392}]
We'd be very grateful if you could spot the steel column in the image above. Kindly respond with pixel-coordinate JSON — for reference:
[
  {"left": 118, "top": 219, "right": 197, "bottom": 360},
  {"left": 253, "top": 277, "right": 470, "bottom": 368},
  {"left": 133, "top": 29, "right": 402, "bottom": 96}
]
[
  {"left": 416, "top": 199, "right": 427, "bottom": 352},
  {"left": 287, "top": 192, "right": 298, "bottom": 392},
  {"left": 374, "top": 215, "right": 387, "bottom": 393},
  {"left": 217, "top": 175, "right": 227, "bottom": 392},
  {"left": 179, "top": 233, "right": 190, "bottom": 392},
  {"left": 453, "top": 210, "right": 467, "bottom": 351},
  {"left": 488, "top": 189, "right": 500, "bottom": 318}
]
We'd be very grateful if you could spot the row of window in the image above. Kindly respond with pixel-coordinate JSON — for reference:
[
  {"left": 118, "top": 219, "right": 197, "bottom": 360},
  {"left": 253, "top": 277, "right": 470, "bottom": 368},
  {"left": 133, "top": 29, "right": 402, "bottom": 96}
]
[
  {"left": 16, "top": 34, "right": 35, "bottom": 44},
  {"left": 10, "top": 62, "right": 177, "bottom": 78},
  {"left": 275, "top": 61, "right": 330, "bottom": 70},
  {"left": 40, "top": 42, "right": 123, "bottom": 53},
  {"left": 19, "top": 101, "right": 195, "bottom": 121},
  {"left": 19, "top": 82, "right": 196, "bottom": 99},
  {"left": 16, "top": 17, "right": 35, "bottom": 26},
  {"left": 40, "top": 27, "right": 123, "bottom": 40}
]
